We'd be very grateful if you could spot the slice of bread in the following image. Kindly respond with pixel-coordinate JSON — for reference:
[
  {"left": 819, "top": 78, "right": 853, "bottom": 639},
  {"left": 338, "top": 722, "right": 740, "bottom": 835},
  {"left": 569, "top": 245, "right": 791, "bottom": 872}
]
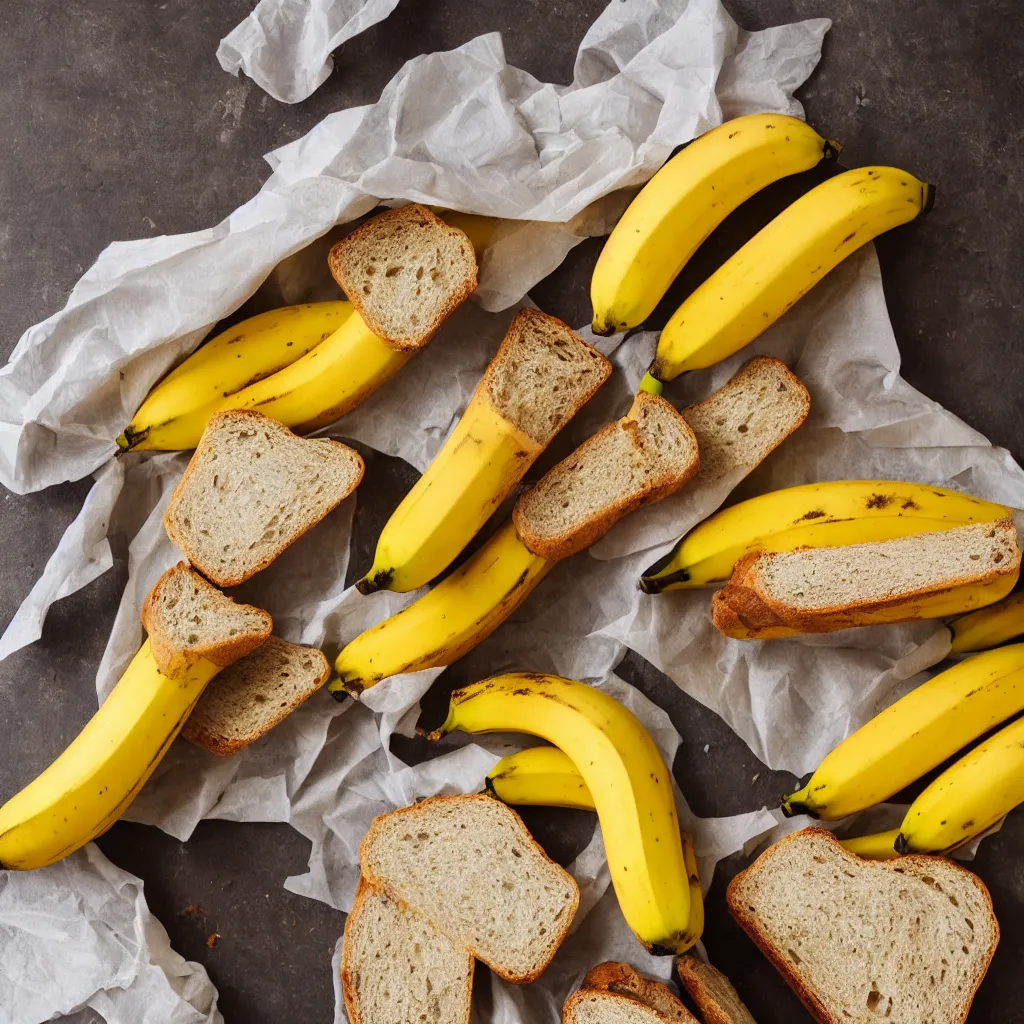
[
  {"left": 675, "top": 957, "right": 757, "bottom": 1024},
  {"left": 726, "top": 828, "right": 998, "bottom": 1024},
  {"left": 712, "top": 519, "right": 1021, "bottom": 639},
  {"left": 563, "top": 989, "right": 678, "bottom": 1024},
  {"left": 328, "top": 204, "right": 477, "bottom": 351},
  {"left": 359, "top": 794, "right": 579, "bottom": 983},
  {"left": 163, "top": 410, "right": 364, "bottom": 587},
  {"left": 140, "top": 562, "right": 272, "bottom": 677},
  {"left": 341, "top": 878, "right": 473, "bottom": 1024},
  {"left": 180, "top": 636, "right": 330, "bottom": 756},
  {"left": 514, "top": 392, "right": 700, "bottom": 561},
  {"left": 681, "top": 357, "right": 809, "bottom": 482},
  {"left": 582, "top": 962, "right": 697, "bottom": 1023},
  {"left": 483, "top": 308, "right": 611, "bottom": 446}
]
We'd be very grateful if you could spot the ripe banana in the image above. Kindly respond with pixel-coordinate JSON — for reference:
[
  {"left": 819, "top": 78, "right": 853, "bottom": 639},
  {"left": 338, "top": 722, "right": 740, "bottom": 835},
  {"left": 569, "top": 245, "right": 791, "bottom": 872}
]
[
  {"left": 486, "top": 745, "right": 599, "bottom": 811},
  {"left": 782, "top": 644, "right": 1024, "bottom": 821},
  {"left": 896, "top": 714, "right": 1024, "bottom": 854},
  {"left": 590, "top": 113, "right": 839, "bottom": 336},
  {"left": 486, "top": 746, "right": 705, "bottom": 948},
  {"left": 357, "top": 389, "right": 543, "bottom": 595},
  {"left": 641, "top": 481, "right": 1009, "bottom": 593},
  {"left": 649, "top": 166, "right": 932, "bottom": 383},
  {"left": 950, "top": 592, "right": 1024, "bottom": 654},
  {"left": 215, "top": 312, "right": 409, "bottom": 433},
  {"left": 0, "top": 641, "right": 218, "bottom": 870},
  {"left": 839, "top": 829, "right": 901, "bottom": 860},
  {"left": 118, "top": 301, "right": 354, "bottom": 451},
  {"left": 427, "top": 673, "right": 694, "bottom": 954},
  {"left": 330, "top": 520, "right": 552, "bottom": 695}
]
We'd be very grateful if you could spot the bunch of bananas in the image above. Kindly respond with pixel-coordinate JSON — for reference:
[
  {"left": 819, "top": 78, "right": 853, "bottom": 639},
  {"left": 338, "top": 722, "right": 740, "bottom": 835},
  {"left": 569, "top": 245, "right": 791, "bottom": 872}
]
[
  {"left": 425, "top": 674, "right": 702, "bottom": 954},
  {"left": 782, "top": 643, "right": 1024, "bottom": 856},
  {"left": 640, "top": 480, "right": 1011, "bottom": 592},
  {"left": 588, "top": 111, "right": 931, "bottom": 393}
]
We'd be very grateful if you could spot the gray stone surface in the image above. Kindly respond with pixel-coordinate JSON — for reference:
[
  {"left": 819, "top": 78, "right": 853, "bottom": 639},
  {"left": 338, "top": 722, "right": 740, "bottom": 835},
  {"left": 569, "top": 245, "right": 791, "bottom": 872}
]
[{"left": 0, "top": 1, "right": 1022, "bottom": 1022}]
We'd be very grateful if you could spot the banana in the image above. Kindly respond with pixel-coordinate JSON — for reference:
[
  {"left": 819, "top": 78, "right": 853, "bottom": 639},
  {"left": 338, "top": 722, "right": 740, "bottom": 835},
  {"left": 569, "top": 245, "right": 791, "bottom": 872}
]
[
  {"left": 896, "top": 715, "right": 1024, "bottom": 854},
  {"left": 641, "top": 481, "right": 1009, "bottom": 593},
  {"left": 215, "top": 312, "right": 410, "bottom": 433},
  {"left": 486, "top": 746, "right": 599, "bottom": 811},
  {"left": 648, "top": 166, "right": 932, "bottom": 383},
  {"left": 330, "top": 520, "right": 552, "bottom": 695},
  {"left": 0, "top": 641, "right": 218, "bottom": 870},
  {"left": 357, "top": 390, "right": 543, "bottom": 595},
  {"left": 590, "top": 114, "right": 839, "bottom": 336},
  {"left": 950, "top": 592, "right": 1024, "bottom": 654},
  {"left": 118, "top": 301, "right": 355, "bottom": 451},
  {"left": 427, "top": 673, "right": 694, "bottom": 954},
  {"left": 486, "top": 746, "right": 705, "bottom": 948},
  {"left": 782, "top": 644, "right": 1024, "bottom": 821},
  {"left": 839, "top": 829, "right": 901, "bottom": 860}
]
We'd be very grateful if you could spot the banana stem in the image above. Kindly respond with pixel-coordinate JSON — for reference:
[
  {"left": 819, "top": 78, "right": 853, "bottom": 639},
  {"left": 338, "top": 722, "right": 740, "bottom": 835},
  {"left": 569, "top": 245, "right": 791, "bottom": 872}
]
[{"left": 638, "top": 371, "right": 664, "bottom": 397}]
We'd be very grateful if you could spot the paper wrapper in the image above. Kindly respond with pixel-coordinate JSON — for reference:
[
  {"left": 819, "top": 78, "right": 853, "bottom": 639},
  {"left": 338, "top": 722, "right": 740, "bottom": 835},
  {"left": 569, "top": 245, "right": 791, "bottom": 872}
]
[
  {"left": 0, "top": 844, "right": 222, "bottom": 1024},
  {"left": 2, "top": 0, "right": 1021, "bottom": 1020}
]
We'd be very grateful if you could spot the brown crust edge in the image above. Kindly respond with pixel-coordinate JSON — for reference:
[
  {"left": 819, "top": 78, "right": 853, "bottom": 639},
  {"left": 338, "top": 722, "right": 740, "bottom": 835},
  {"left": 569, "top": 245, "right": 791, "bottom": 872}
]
[
  {"left": 140, "top": 562, "right": 272, "bottom": 674},
  {"left": 483, "top": 307, "right": 613, "bottom": 447},
  {"left": 180, "top": 640, "right": 331, "bottom": 756},
  {"left": 583, "top": 962, "right": 698, "bottom": 1023},
  {"left": 675, "top": 956, "right": 755, "bottom": 1024},
  {"left": 712, "top": 520, "right": 1022, "bottom": 639},
  {"left": 162, "top": 409, "right": 365, "bottom": 588},
  {"left": 358, "top": 793, "right": 580, "bottom": 984},
  {"left": 341, "top": 877, "right": 474, "bottom": 1024},
  {"left": 513, "top": 393, "right": 700, "bottom": 562},
  {"left": 327, "top": 204, "right": 478, "bottom": 352},
  {"left": 725, "top": 828, "right": 1000, "bottom": 1024}
]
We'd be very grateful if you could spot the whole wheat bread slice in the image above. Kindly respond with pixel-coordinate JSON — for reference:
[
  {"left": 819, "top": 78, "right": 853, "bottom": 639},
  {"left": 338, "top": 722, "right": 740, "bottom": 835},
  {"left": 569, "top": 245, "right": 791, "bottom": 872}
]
[
  {"left": 564, "top": 989, "right": 680, "bottom": 1024},
  {"left": 713, "top": 518, "right": 1021, "bottom": 639},
  {"left": 163, "top": 410, "right": 364, "bottom": 587},
  {"left": 181, "top": 636, "right": 329, "bottom": 756},
  {"left": 359, "top": 794, "right": 579, "bottom": 983},
  {"left": 514, "top": 392, "right": 700, "bottom": 560},
  {"left": 726, "top": 829, "right": 998, "bottom": 1024},
  {"left": 681, "top": 357, "right": 809, "bottom": 483},
  {"left": 341, "top": 878, "right": 473, "bottom": 1024},
  {"left": 484, "top": 308, "right": 611, "bottom": 446},
  {"left": 141, "top": 562, "right": 272, "bottom": 677},
  {"left": 675, "top": 957, "right": 758, "bottom": 1024},
  {"left": 328, "top": 204, "right": 477, "bottom": 351},
  {"left": 582, "top": 962, "right": 697, "bottom": 1023}
]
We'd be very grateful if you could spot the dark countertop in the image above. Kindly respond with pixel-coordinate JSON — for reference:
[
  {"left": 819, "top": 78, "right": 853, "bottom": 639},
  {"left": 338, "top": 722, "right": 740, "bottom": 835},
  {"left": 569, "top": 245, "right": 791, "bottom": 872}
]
[{"left": 2, "top": 2, "right": 1023, "bottom": 1021}]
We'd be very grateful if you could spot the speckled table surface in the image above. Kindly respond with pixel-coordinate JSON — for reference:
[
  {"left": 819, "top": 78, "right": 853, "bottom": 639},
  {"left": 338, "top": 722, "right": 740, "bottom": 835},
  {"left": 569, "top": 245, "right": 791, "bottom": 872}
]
[{"left": 2, "top": 2, "right": 1022, "bottom": 1021}]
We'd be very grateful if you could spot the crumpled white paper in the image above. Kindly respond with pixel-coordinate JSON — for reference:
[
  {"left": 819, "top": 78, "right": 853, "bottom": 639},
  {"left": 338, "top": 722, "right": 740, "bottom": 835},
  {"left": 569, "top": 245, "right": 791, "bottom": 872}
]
[
  {"left": 218, "top": 0, "right": 403, "bottom": 105},
  {"left": 0, "top": 844, "right": 221, "bottom": 1024},
  {"left": 2, "top": 0, "right": 1019, "bottom": 1020}
]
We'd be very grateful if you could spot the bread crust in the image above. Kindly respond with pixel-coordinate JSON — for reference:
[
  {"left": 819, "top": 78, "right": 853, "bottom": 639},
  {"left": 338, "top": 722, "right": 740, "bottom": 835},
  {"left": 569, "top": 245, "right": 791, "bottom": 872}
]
[
  {"left": 162, "top": 409, "right": 364, "bottom": 588},
  {"left": 483, "top": 307, "right": 612, "bottom": 446},
  {"left": 514, "top": 393, "right": 700, "bottom": 561},
  {"left": 328, "top": 204, "right": 477, "bottom": 352},
  {"left": 180, "top": 637, "right": 330, "bottom": 756},
  {"left": 358, "top": 793, "right": 580, "bottom": 984},
  {"left": 583, "top": 962, "right": 698, "bottom": 1023},
  {"left": 140, "top": 562, "right": 272, "bottom": 675},
  {"left": 675, "top": 957, "right": 756, "bottom": 1024},
  {"left": 712, "top": 520, "right": 1022, "bottom": 639},
  {"left": 725, "top": 828, "right": 999, "bottom": 1024},
  {"left": 341, "top": 876, "right": 474, "bottom": 1024}
]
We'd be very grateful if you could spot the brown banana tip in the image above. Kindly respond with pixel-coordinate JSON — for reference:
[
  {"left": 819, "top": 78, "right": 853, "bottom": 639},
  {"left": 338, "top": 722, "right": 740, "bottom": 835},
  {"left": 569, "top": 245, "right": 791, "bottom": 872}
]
[
  {"left": 328, "top": 687, "right": 349, "bottom": 704},
  {"left": 894, "top": 832, "right": 910, "bottom": 855},
  {"left": 355, "top": 568, "right": 393, "bottom": 596},
  {"left": 823, "top": 138, "right": 842, "bottom": 160},
  {"left": 590, "top": 320, "right": 616, "bottom": 338},
  {"left": 922, "top": 183, "right": 937, "bottom": 214}
]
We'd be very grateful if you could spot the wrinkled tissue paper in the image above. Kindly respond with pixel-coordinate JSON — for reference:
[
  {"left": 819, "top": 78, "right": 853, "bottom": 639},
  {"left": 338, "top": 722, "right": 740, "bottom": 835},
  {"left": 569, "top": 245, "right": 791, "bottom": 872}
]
[{"left": 3, "top": 0, "right": 1024, "bottom": 1021}]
